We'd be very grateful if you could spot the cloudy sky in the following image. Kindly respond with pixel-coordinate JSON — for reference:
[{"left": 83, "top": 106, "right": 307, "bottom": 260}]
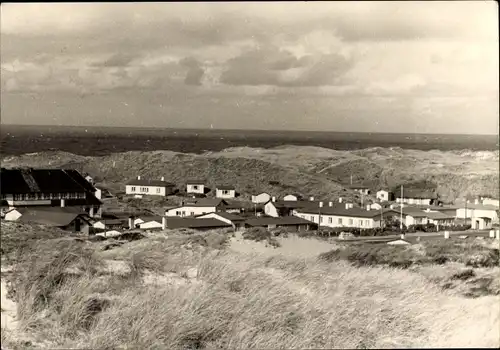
[{"left": 1, "top": 2, "right": 498, "bottom": 134}]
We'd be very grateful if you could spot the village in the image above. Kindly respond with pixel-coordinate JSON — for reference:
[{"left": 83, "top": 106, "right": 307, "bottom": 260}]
[{"left": 1, "top": 167, "right": 499, "bottom": 243}]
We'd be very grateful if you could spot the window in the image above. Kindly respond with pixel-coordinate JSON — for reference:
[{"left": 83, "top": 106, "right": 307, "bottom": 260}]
[
  {"left": 348, "top": 219, "right": 353, "bottom": 225},
  {"left": 69, "top": 193, "right": 76, "bottom": 199},
  {"left": 320, "top": 216, "right": 323, "bottom": 223},
  {"left": 191, "top": 212, "right": 194, "bottom": 216},
  {"left": 20, "top": 194, "right": 26, "bottom": 200},
  {"left": 182, "top": 211, "right": 186, "bottom": 217},
  {"left": 131, "top": 186, "right": 136, "bottom": 192},
  {"left": 365, "top": 220, "right": 370, "bottom": 227},
  {"left": 193, "top": 185, "right": 199, "bottom": 190},
  {"left": 43, "top": 193, "right": 51, "bottom": 200},
  {"left": 338, "top": 218, "right": 343, "bottom": 225},
  {"left": 156, "top": 188, "right": 161, "bottom": 193},
  {"left": 310, "top": 216, "right": 314, "bottom": 222},
  {"left": 27, "top": 193, "right": 36, "bottom": 200},
  {"left": 328, "top": 217, "right": 332, "bottom": 224},
  {"left": 176, "top": 211, "right": 181, "bottom": 216},
  {"left": 360, "top": 220, "right": 363, "bottom": 227},
  {"left": 222, "top": 190, "right": 229, "bottom": 195},
  {"left": 36, "top": 193, "right": 43, "bottom": 200}
]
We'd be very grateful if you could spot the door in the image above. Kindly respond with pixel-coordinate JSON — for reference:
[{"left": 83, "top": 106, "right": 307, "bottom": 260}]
[{"left": 475, "top": 220, "right": 480, "bottom": 230}]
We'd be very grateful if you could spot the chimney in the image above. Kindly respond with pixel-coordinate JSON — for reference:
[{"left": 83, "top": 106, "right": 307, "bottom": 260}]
[
  {"left": 474, "top": 198, "right": 479, "bottom": 205},
  {"left": 366, "top": 204, "right": 370, "bottom": 211},
  {"left": 328, "top": 201, "right": 333, "bottom": 207},
  {"left": 345, "top": 203, "right": 349, "bottom": 210},
  {"left": 349, "top": 203, "right": 354, "bottom": 209},
  {"left": 128, "top": 217, "right": 134, "bottom": 230},
  {"left": 137, "top": 175, "right": 141, "bottom": 180},
  {"left": 339, "top": 197, "right": 343, "bottom": 203},
  {"left": 309, "top": 196, "right": 315, "bottom": 201},
  {"left": 272, "top": 196, "right": 276, "bottom": 202},
  {"left": 319, "top": 201, "right": 323, "bottom": 208},
  {"left": 162, "top": 216, "right": 167, "bottom": 230},
  {"left": 60, "top": 199, "right": 66, "bottom": 208},
  {"left": 161, "top": 176, "right": 165, "bottom": 181}
]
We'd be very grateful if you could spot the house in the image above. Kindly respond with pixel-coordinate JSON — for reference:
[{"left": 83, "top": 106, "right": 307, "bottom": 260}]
[
  {"left": 480, "top": 196, "right": 500, "bottom": 207},
  {"left": 216, "top": 185, "right": 236, "bottom": 199},
  {"left": 348, "top": 184, "right": 371, "bottom": 195},
  {"left": 394, "top": 188, "right": 438, "bottom": 206},
  {"left": 294, "top": 203, "right": 394, "bottom": 229},
  {"left": 7, "top": 207, "right": 92, "bottom": 234},
  {"left": 125, "top": 176, "right": 175, "bottom": 197},
  {"left": 424, "top": 210, "right": 455, "bottom": 226},
  {"left": 93, "top": 218, "right": 127, "bottom": 230},
  {"left": 376, "top": 190, "right": 394, "bottom": 202},
  {"left": 223, "top": 201, "right": 246, "bottom": 214},
  {"left": 251, "top": 192, "right": 271, "bottom": 204},
  {"left": 162, "top": 217, "right": 232, "bottom": 231},
  {"left": 0, "top": 168, "right": 103, "bottom": 218},
  {"left": 196, "top": 212, "right": 246, "bottom": 231},
  {"left": 471, "top": 217, "right": 493, "bottom": 230},
  {"left": 264, "top": 198, "right": 325, "bottom": 217},
  {"left": 455, "top": 203, "right": 499, "bottom": 223},
  {"left": 186, "top": 180, "right": 205, "bottom": 195},
  {"left": 283, "top": 194, "right": 302, "bottom": 201},
  {"left": 244, "top": 216, "right": 316, "bottom": 232},
  {"left": 138, "top": 216, "right": 164, "bottom": 229},
  {"left": 165, "top": 198, "right": 229, "bottom": 217},
  {"left": 369, "top": 203, "right": 383, "bottom": 210}
]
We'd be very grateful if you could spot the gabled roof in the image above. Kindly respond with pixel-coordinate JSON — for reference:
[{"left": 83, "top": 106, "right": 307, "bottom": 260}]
[
  {"left": 186, "top": 180, "right": 205, "bottom": 185},
  {"left": 137, "top": 215, "right": 164, "bottom": 223},
  {"left": 270, "top": 200, "right": 323, "bottom": 210},
  {"left": 196, "top": 212, "right": 245, "bottom": 222},
  {"left": 216, "top": 185, "right": 235, "bottom": 190},
  {"left": 394, "top": 188, "right": 438, "bottom": 199},
  {"left": 17, "top": 209, "right": 91, "bottom": 227},
  {"left": 297, "top": 205, "right": 393, "bottom": 219},
  {"left": 65, "top": 169, "right": 97, "bottom": 193},
  {"left": 347, "top": 184, "right": 370, "bottom": 189},
  {"left": 245, "top": 216, "right": 315, "bottom": 227},
  {"left": 95, "top": 219, "right": 125, "bottom": 225},
  {"left": 126, "top": 179, "right": 175, "bottom": 187},
  {"left": 455, "top": 203, "right": 498, "bottom": 211},
  {"left": 165, "top": 217, "right": 231, "bottom": 229},
  {"left": 185, "top": 198, "right": 228, "bottom": 207},
  {"left": 424, "top": 211, "right": 455, "bottom": 220}
]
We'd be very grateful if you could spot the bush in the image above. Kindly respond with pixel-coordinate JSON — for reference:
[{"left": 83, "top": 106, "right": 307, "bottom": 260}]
[{"left": 242, "top": 227, "right": 271, "bottom": 242}]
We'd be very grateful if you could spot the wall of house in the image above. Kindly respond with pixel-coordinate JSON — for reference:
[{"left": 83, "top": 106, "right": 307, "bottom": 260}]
[
  {"left": 216, "top": 189, "right": 236, "bottom": 199},
  {"left": 428, "top": 218, "right": 455, "bottom": 226},
  {"left": 456, "top": 208, "right": 498, "bottom": 222},
  {"left": 396, "top": 198, "right": 432, "bottom": 206},
  {"left": 294, "top": 212, "right": 378, "bottom": 228},
  {"left": 133, "top": 218, "right": 145, "bottom": 227},
  {"left": 93, "top": 221, "right": 106, "bottom": 230},
  {"left": 405, "top": 215, "right": 428, "bottom": 226},
  {"left": 196, "top": 212, "right": 242, "bottom": 230},
  {"left": 166, "top": 206, "right": 217, "bottom": 217},
  {"left": 125, "top": 185, "right": 171, "bottom": 196},
  {"left": 264, "top": 202, "right": 280, "bottom": 217},
  {"left": 187, "top": 184, "right": 204, "bottom": 194},
  {"left": 482, "top": 198, "right": 500, "bottom": 207},
  {"left": 376, "top": 191, "right": 389, "bottom": 202},
  {"left": 252, "top": 193, "right": 271, "bottom": 204}
]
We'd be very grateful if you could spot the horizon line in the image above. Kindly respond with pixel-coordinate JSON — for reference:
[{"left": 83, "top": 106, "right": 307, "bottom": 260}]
[{"left": 1, "top": 123, "right": 499, "bottom": 137}]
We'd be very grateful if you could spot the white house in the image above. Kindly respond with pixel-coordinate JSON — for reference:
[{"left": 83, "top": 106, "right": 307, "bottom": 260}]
[
  {"left": 186, "top": 180, "right": 205, "bottom": 195},
  {"left": 294, "top": 203, "right": 393, "bottom": 229},
  {"left": 369, "top": 203, "right": 383, "bottom": 210},
  {"left": 348, "top": 185, "right": 371, "bottom": 195},
  {"left": 480, "top": 196, "right": 500, "bottom": 207},
  {"left": 395, "top": 188, "right": 438, "bottom": 206},
  {"left": 216, "top": 186, "right": 236, "bottom": 199},
  {"left": 93, "top": 218, "right": 125, "bottom": 230},
  {"left": 376, "top": 190, "right": 393, "bottom": 202},
  {"left": 125, "top": 176, "right": 175, "bottom": 197},
  {"left": 138, "top": 216, "right": 164, "bottom": 229},
  {"left": 251, "top": 192, "right": 271, "bottom": 204},
  {"left": 196, "top": 212, "right": 246, "bottom": 231},
  {"left": 165, "top": 198, "right": 229, "bottom": 217},
  {"left": 455, "top": 203, "right": 498, "bottom": 223}
]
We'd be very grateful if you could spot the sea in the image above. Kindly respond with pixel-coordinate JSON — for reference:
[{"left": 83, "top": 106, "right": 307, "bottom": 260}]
[{"left": 1, "top": 124, "right": 498, "bottom": 157}]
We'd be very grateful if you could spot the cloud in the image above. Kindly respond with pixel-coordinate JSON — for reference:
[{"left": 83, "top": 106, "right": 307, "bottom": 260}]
[
  {"left": 89, "top": 53, "right": 140, "bottom": 67},
  {"left": 179, "top": 57, "right": 205, "bottom": 85}
]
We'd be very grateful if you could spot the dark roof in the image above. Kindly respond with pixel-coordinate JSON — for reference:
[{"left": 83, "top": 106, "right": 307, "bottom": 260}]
[
  {"left": 166, "top": 217, "right": 231, "bottom": 229},
  {"left": 9, "top": 206, "right": 83, "bottom": 214},
  {"left": 245, "top": 216, "right": 315, "bottom": 227},
  {"left": 196, "top": 212, "right": 245, "bottom": 221},
  {"left": 425, "top": 211, "right": 455, "bottom": 220},
  {"left": 17, "top": 209, "right": 91, "bottom": 227},
  {"left": 297, "top": 205, "right": 394, "bottom": 218},
  {"left": 216, "top": 185, "right": 235, "bottom": 190},
  {"left": 137, "top": 215, "right": 164, "bottom": 223},
  {"left": 64, "top": 169, "right": 97, "bottom": 193},
  {"left": 347, "top": 184, "right": 370, "bottom": 189},
  {"left": 186, "top": 180, "right": 205, "bottom": 185},
  {"left": 455, "top": 203, "right": 498, "bottom": 211},
  {"left": 183, "top": 198, "right": 228, "bottom": 207},
  {"left": 271, "top": 200, "right": 324, "bottom": 210},
  {"left": 394, "top": 188, "right": 438, "bottom": 199},
  {"left": 96, "top": 219, "right": 125, "bottom": 225},
  {"left": 0, "top": 168, "right": 94, "bottom": 194},
  {"left": 126, "top": 179, "right": 175, "bottom": 187}
]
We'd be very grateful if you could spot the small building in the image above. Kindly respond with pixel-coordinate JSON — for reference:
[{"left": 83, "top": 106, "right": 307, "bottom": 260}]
[
  {"left": 394, "top": 188, "right": 438, "bottom": 206},
  {"left": 424, "top": 210, "right": 455, "bottom": 226},
  {"left": 125, "top": 176, "right": 175, "bottom": 197},
  {"left": 215, "top": 185, "right": 236, "bottom": 199},
  {"left": 93, "top": 218, "right": 127, "bottom": 230},
  {"left": 455, "top": 203, "right": 499, "bottom": 223},
  {"left": 163, "top": 217, "right": 232, "bottom": 231},
  {"left": 138, "top": 216, "right": 164, "bottom": 230},
  {"left": 251, "top": 192, "right": 271, "bottom": 204},
  {"left": 10, "top": 207, "right": 92, "bottom": 234},
  {"left": 376, "top": 190, "right": 394, "bottom": 202},
  {"left": 369, "top": 203, "right": 383, "bottom": 210},
  {"left": 244, "top": 216, "right": 316, "bottom": 232},
  {"left": 480, "top": 196, "right": 500, "bottom": 207},
  {"left": 348, "top": 184, "right": 371, "bottom": 195},
  {"left": 196, "top": 212, "right": 246, "bottom": 231},
  {"left": 165, "top": 198, "right": 229, "bottom": 217},
  {"left": 471, "top": 217, "right": 492, "bottom": 230},
  {"left": 186, "top": 180, "right": 205, "bottom": 195},
  {"left": 85, "top": 175, "right": 95, "bottom": 185},
  {"left": 386, "top": 239, "right": 412, "bottom": 246}
]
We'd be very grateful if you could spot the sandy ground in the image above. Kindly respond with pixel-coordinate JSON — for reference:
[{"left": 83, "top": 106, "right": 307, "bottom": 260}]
[{"left": 1, "top": 268, "right": 18, "bottom": 332}]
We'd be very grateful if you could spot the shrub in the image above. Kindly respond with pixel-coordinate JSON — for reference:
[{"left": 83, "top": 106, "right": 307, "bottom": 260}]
[{"left": 242, "top": 227, "right": 271, "bottom": 242}]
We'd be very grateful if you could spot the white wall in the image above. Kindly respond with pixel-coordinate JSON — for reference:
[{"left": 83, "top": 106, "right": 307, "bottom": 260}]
[
  {"left": 139, "top": 221, "right": 163, "bottom": 229},
  {"left": 187, "top": 184, "right": 204, "bottom": 194},
  {"left": 166, "top": 206, "right": 217, "bottom": 217},
  {"left": 264, "top": 202, "right": 280, "bottom": 217},
  {"left": 283, "top": 195, "right": 298, "bottom": 201},
  {"left": 4, "top": 210, "right": 22, "bottom": 221},
  {"left": 216, "top": 189, "right": 236, "bottom": 199},
  {"left": 456, "top": 208, "right": 498, "bottom": 222},
  {"left": 197, "top": 212, "right": 243, "bottom": 230},
  {"left": 252, "top": 193, "right": 271, "bottom": 204},
  {"left": 95, "top": 188, "right": 102, "bottom": 200},
  {"left": 376, "top": 190, "right": 389, "bottom": 202},
  {"left": 125, "top": 185, "right": 168, "bottom": 196},
  {"left": 93, "top": 221, "right": 106, "bottom": 229},
  {"left": 396, "top": 197, "right": 432, "bottom": 206},
  {"left": 294, "top": 211, "right": 378, "bottom": 228},
  {"left": 482, "top": 198, "right": 500, "bottom": 207}
]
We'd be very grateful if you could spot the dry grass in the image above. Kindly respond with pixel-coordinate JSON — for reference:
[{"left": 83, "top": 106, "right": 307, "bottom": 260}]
[{"left": 2, "top": 223, "right": 499, "bottom": 349}]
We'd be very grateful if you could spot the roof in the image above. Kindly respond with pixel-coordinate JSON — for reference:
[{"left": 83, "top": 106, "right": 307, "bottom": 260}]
[
  {"left": 0, "top": 168, "right": 94, "bottom": 194},
  {"left": 297, "top": 204, "right": 393, "bottom": 218},
  {"left": 347, "top": 184, "right": 370, "bottom": 189},
  {"left": 183, "top": 198, "right": 228, "bottom": 207},
  {"left": 400, "top": 209, "right": 429, "bottom": 218},
  {"left": 96, "top": 219, "right": 125, "bottom": 225},
  {"left": 456, "top": 203, "right": 498, "bottom": 211},
  {"left": 137, "top": 215, "right": 163, "bottom": 223},
  {"left": 245, "top": 216, "right": 315, "bottom": 227},
  {"left": 425, "top": 211, "right": 455, "bottom": 220},
  {"left": 271, "top": 200, "right": 324, "bottom": 210},
  {"left": 166, "top": 217, "right": 231, "bottom": 229},
  {"left": 126, "top": 179, "right": 175, "bottom": 187},
  {"left": 197, "top": 212, "right": 245, "bottom": 221},
  {"left": 216, "top": 185, "right": 235, "bottom": 190},
  {"left": 186, "top": 180, "right": 205, "bottom": 185},
  {"left": 394, "top": 188, "right": 438, "bottom": 199},
  {"left": 17, "top": 209, "right": 90, "bottom": 227}
]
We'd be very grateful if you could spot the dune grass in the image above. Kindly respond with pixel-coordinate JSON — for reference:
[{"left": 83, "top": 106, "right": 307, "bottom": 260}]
[{"left": 2, "top": 223, "right": 499, "bottom": 349}]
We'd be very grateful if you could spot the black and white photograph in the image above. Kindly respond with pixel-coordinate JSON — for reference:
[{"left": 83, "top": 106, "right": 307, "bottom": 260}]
[{"left": 1, "top": 1, "right": 499, "bottom": 348}]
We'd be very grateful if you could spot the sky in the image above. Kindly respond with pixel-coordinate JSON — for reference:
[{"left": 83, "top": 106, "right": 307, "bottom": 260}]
[{"left": 1, "top": 1, "right": 498, "bottom": 134}]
